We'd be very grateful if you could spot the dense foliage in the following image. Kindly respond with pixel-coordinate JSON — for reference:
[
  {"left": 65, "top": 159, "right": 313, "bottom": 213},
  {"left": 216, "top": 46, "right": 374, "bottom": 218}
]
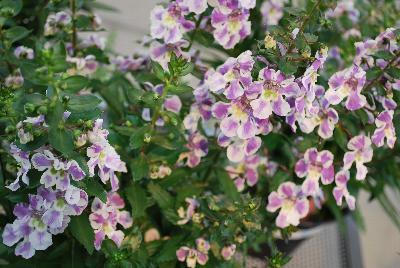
[{"left": 0, "top": 0, "right": 399, "bottom": 267}]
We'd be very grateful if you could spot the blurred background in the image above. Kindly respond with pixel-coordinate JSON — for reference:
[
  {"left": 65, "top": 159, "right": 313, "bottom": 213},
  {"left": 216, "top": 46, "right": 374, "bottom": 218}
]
[{"left": 96, "top": 0, "right": 400, "bottom": 267}]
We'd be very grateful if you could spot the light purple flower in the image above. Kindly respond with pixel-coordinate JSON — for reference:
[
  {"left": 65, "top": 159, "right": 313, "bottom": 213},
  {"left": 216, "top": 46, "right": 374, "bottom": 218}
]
[
  {"left": 44, "top": 11, "right": 72, "bottom": 36},
  {"left": 372, "top": 110, "right": 396, "bottom": 148},
  {"left": 343, "top": 135, "right": 373, "bottom": 181},
  {"left": 89, "top": 192, "right": 133, "bottom": 250},
  {"left": 266, "top": 182, "right": 309, "bottom": 228},
  {"left": 16, "top": 115, "right": 46, "bottom": 144},
  {"left": 260, "top": 0, "right": 285, "bottom": 27},
  {"left": 177, "top": 198, "right": 200, "bottom": 225},
  {"left": 112, "top": 55, "right": 145, "bottom": 72},
  {"left": 221, "top": 244, "right": 236, "bottom": 260},
  {"left": 67, "top": 55, "right": 98, "bottom": 76},
  {"left": 5, "top": 69, "right": 24, "bottom": 89},
  {"left": 325, "top": 0, "right": 360, "bottom": 23},
  {"left": 176, "top": 238, "right": 210, "bottom": 267},
  {"left": 150, "top": 3, "right": 195, "bottom": 44},
  {"left": 79, "top": 34, "right": 106, "bottom": 50},
  {"left": 325, "top": 65, "right": 367, "bottom": 111},
  {"left": 211, "top": 7, "right": 251, "bottom": 49},
  {"left": 177, "top": 0, "right": 208, "bottom": 14},
  {"left": 150, "top": 40, "right": 190, "bottom": 70},
  {"left": 225, "top": 155, "right": 265, "bottom": 191},
  {"left": 6, "top": 144, "right": 31, "bottom": 191},
  {"left": 164, "top": 95, "right": 182, "bottom": 114},
  {"left": 295, "top": 148, "right": 335, "bottom": 196},
  {"left": 205, "top": 50, "right": 254, "bottom": 100},
  {"left": 14, "top": 46, "right": 34, "bottom": 59},
  {"left": 332, "top": 170, "right": 355, "bottom": 210},
  {"left": 250, "top": 68, "right": 298, "bottom": 119},
  {"left": 218, "top": 134, "right": 262, "bottom": 163},
  {"left": 179, "top": 132, "right": 208, "bottom": 168}
]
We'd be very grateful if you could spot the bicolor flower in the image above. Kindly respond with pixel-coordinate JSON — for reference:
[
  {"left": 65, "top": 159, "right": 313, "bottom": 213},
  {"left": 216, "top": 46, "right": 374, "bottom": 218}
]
[
  {"left": 150, "top": 2, "right": 195, "bottom": 44},
  {"left": 89, "top": 192, "right": 133, "bottom": 250},
  {"left": 16, "top": 115, "right": 46, "bottom": 144},
  {"left": 14, "top": 46, "right": 34, "bottom": 59},
  {"left": 31, "top": 150, "right": 85, "bottom": 191},
  {"left": 250, "top": 68, "right": 298, "bottom": 119},
  {"left": 176, "top": 238, "right": 210, "bottom": 268},
  {"left": 295, "top": 148, "right": 335, "bottom": 196},
  {"left": 179, "top": 132, "right": 208, "bottom": 168},
  {"left": 218, "top": 134, "right": 261, "bottom": 163},
  {"left": 260, "top": 0, "right": 285, "bottom": 27},
  {"left": 211, "top": 7, "right": 251, "bottom": 49},
  {"left": 225, "top": 155, "right": 265, "bottom": 191},
  {"left": 44, "top": 11, "right": 72, "bottom": 36},
  {"left": 205, "top": 50, "right": 254, "bottom": 100},
  {"left": 221, "top": 244, "right": 236, "bottom": 261},
  {"left": 6, "top": 144, "right": 31, "bottom": 191},
  {"left": 177, "top": 0, "right": 208, "bottom": 14},
  {"left": 5, "top": 69, "right": 24, "bottom": 89},
  {"left": 325, "top": 65, "right": 367, "bottom": 111},
  {"left": 112, "top": 55, "right": 146, "bottom": 72},
  {"left": 332, "top": 170, "right": 355, "bottom": 210},
  {"left": 266, "top": 182, "right": 309, "bottom": 228},
  {"left": 325, "top": 0, "right": 360, "bottom": 23},
  {"left": 372, "top": 110, "right": 396, "bottom": 148},
  {"left": 343, "top": 135, "right": 373, "bottom": 181},
  {"left": 150, "top": 40, "right": 190, "bottom": 70},
  {"left": 177, "top": 198, "right": 200, "bottom": 225},
  {"left": 67, "top": 55, "right": 98, "bottom": 76}
]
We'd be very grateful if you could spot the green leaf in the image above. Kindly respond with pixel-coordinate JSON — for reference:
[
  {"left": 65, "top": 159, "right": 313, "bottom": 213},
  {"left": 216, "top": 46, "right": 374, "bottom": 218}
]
[
  {"left": 304, "top": 33, "right": 318, "bottom": 43},
  {"left": 216, "top": 170, "right": 240, "bottom": 201},
  {"left": 387, "top": 67, "right": 400, "bottom": 79},
  {"left": 84, "top": 179, "right": 107, "bottom": 203},
  {"left": 129, "top": 156, "right": 149, "bottom": 181},
  {"left": 48, "top": 127, "right": 74, "bottom": 155},
  {"left": 67, "top": 94, "right": 102, "bottom": 112},
  {"left": 129, "top": 125, "right": 151, "bottom": 149},
  {"left": 69, "top": 213, "right": 95, "bottom": 254},
  {"left": 152, "top": 61, "right": 166, "bottom": 81},
  {"left": 62, "top": 75, "right": 90, "bottom": 93},
  {"left": 180, "top": 62, "right": 194, "bottom": 76},
  {"left": 366, "top": 67, "right": 381, "bottom": 80},
  {"left": 5, "top": 26, "right": 31, "bottom": 43},
  {"left": 334, "top": 126, "right": 348, "bottom": 151},
  {"left": 0, "top": 0, "right": 23, "bottom": 17},
  {"left": 125, "top": 183, "right": 147, "bottom": 218},
  {"left": 148, "top": 182, "right": 174, "bottom": 209}
]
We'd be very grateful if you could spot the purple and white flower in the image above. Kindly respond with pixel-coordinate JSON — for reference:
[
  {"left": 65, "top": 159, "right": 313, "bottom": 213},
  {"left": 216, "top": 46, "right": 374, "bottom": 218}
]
[
  {"left": 179, "top": 132, "right": 208, "bottom": 168},
  {"left": 5, "top": 69, "right": 24, "bottom": 89},
  {"left": 177, "top": 198, "right": 200, "bottom": 225},
  {"left": 177, "top": 0, "right": 208, "bottom": 14},
  {"left": 6, "top": 144, "right": 31, "bottom": 191},
  {"left": 150, "top": 40, "right": 190, "bottom": 70},
  {"left": 266, "top": 182, "right": 309, "bottom": 228},
  {"left": 112, "top": 55, "right": 146, "bottom": 72},
  {"left": 16, "top": 115, "right": 46, "bottom": 144},
  {"left": 44, "top": 11, "right": 72, "bottom": 36},
  {"left": 295, "top": 148, "right": 335, "bottom": 196},
  {"left": 225, "top": 155, "right": 265, "bottom": 191},
  {"left": 67, "top": 55, "right": 98, "bottom": 76},
  {"left": 260, "top": 0, "right": 285, "bottom": 27},
  {"left": 343, "top": 135, "right": 373, "bottom": 181},
  {"left": 89, "top": 192, "right": 133, "bottom": 250},
  {"left": 332, "top": 170, "right": 355, "bottom": 210},
  {"left": 176, "top": 238, "right": 210, "bottom": 268},
  {"left": 218, "top": 134, "right": 262, "bottom": 163},
  {"left": 14, "top": 46, "right": 34, "bottom": 60},
  {"left": 372, "top": 110, "right": 396, "bottom": 148},
  {"left": 221, "top": 244, "right": 236, "bottom": 261}
]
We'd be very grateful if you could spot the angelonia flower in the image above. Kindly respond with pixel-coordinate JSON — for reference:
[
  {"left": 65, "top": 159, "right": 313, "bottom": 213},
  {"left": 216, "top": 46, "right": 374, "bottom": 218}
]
[
  {"left": 89, "top": 192, "right": 133, "bottom": 250},
  {"left": 343, "top": 135, "right": 373, "bottom": 181},
  {"left": 44, "top": 11, "right": 72, "bottom": 36},
  {"left": 150, "top": 40, "right": 190, "bottom": 70},
  {"left": 67, "top": 55, "right": 98, "bottom": 76},
  {"left": 210, "top": 4, "right": 251, "bottom": 49},
  {"left": 225, "top": 155, "right": 265, "bottom": 191},
  {"left": 325, "top": 0, "right": 360, "bottom": 23},
  {"left": 14, "top": 46, "right": 34, "bottom": 60},
  {"left": 218, "top": 135, "right": 262, "bottom": 163},
  {"left": 16, "top": 115, "right": 46, "bottom": 144},
  {"left": 6, "top": 144, "right": 31, "bottom": 191},
  {"left": 31, "top": 150, "right": 85, "bottom": 191},
  {"left": 79, "top": 34, "right": 106, "bottom": 50},
  {"left": 112, "top": 55, "right": 146, "bottom": 72},
  {"left": 177, "top": 197, "right": 200, "bottom": 225},
  {"left": 179, "top": 132, "right": 209, "bottom": 168},
  {"left": 260, "top": 0, "right": 286, "bottom": 27},
  {"left": 177, "top": 0, "right": 208, "bottom": 15},
  {"left": 266, "top": 182, "right": 309, "bottom": 228},
  {"left": 150, "top": 2, "right": 195, "bottom": 44},
  {"left": 333, "top": 170, "right": 356, "bottom": 210},
  {"left": 91, "top": 13, "right": 102, "bottom": 29},
  {"left": 176, "top": 238, "right": 210, "bottom": 268},
  {"left": 2, "top": 186, "right": 88, "bottom": 259},
  {"left": 86, "top": 119, "right": 127, "bottom": 191},
  {"left": 5, "top": 69, "right": 24, "bottom": 89},
  {"left": 144, "top": 228, "right": 161, "bottom": 243},
  {"left": 372, "top": 110, "right": 396, "bottom": 148},
  {"left": 149, "top": 164, "right": 172, "bottom": 179},
  {"left": 325, "top": 65, "right": 367, "bottom": 111},
  {"left": 221, "top": 244, "right": 236, "bottom": 261},
  {"left": 295, "top": 148, "right": 335, "bottom": 196}
]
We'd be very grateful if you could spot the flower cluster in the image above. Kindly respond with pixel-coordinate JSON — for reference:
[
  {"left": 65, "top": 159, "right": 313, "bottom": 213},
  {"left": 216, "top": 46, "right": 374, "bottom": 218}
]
[{"left": 176, "top": 238, "right": 210, "bottom": 268}]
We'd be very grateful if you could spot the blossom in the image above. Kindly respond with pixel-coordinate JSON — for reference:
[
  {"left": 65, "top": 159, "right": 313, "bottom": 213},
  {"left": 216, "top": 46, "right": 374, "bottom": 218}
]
[
  {"left": 16, "top": 115, "right": 46, "bottom": 144},
  {"left": 6, "top": 144, "right": 31, "bottom": 191},
  {"left": 179, "top": 132, "right": 208, "bottom": 168},
  {"left": 150, "top": 2, "right": 195, "bottom": 44},
  {"left": 177, "top": 0, "right": 208, "bottom": 14},
  {"left": 266, "top": 182, "right": 309, "bottom": 228},
  {"left": 211, "top": 6, "right": 251, "bottom": 49},
  {"left": 14, "top": 46, "right": 34, "bottom": 59},
  {"left": 112, "top": 55, "right": 146, "bottom": 72},
  {"left": 164, "top": 95, "right": 183, "bottom": 113},
  {"left": 150, "top": 40, "right": 190, "bottom": 70},
  {"left": 177, "top": 198, "right": 200, "bottom": 225},
  {"left": 176, "top": 238, "right": 210, "bottom": 268},
  {"left": 250, "top": 68, "right": 298, "bottom": 119},
  {"left": 67, "top": 55, "right": 98, "bottom": 76},
  {"left": 325, "top": 0, "right": 360, "bottom": 23},
  {"left": 217, "top": 134, "right": 262, "bottom": 163},
  {"left": 332, "top": 170, "right": 355, "bottom": 210},
  {"left": 31, "top": 150, "right": 85, "bottom": 191},
  {"left": 150, "top": 164, "right": 172, "bottom": 179},
  {"left": 372, "top": 110, "right": 396, "bottom": 148},
  {"left": 295, "top": 148, "right": 335, "bottom": 196},
  {"left": 89, "top": 192, "right": 133, "bottom": 250},
  {"left": 325, "top": 65, "right": 367, "bottom": 111},
  {"left": 2, "top": 186, "right": 88, "bottom": 259},
  {"left": 205, "top": 50, "right": 254, "bottom": 100},
  {"left": 343, "top": 135, "right": 373, "bottom": 180},
  {"left": 260, "top": 0, "right": 285, "bottom": 27},
  {"left": 44, "top": 11, "right": 71, "bottom": 36},
  {"left": 221, "top": 244, "right": 236, "bottom": 260},
  {"left": 225, "top": 155, "right": 265, "bottom": 191},
  {"left": 79, "top": 34, "right": 106, "bottom": 50},
  {"left": 5, "top": 69, "right": 24, "bottom": 89}
]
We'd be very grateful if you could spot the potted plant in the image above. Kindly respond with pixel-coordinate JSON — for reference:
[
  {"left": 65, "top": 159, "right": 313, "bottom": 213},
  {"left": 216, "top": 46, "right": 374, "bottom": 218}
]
[{"left": 0, "top": 0, "right": 399, "bottom": 267}]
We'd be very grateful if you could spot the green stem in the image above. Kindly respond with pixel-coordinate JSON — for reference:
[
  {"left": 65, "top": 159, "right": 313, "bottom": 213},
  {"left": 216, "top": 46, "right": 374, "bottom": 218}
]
[{"left": 70, "top": 0, "right": 77, "bottom": 55}]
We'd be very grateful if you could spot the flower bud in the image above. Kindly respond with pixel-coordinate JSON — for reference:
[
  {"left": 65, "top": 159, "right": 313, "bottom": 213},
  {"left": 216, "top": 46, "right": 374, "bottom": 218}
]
[{"left": 264, "top": 32, "right": 276, "bottom": 49}]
